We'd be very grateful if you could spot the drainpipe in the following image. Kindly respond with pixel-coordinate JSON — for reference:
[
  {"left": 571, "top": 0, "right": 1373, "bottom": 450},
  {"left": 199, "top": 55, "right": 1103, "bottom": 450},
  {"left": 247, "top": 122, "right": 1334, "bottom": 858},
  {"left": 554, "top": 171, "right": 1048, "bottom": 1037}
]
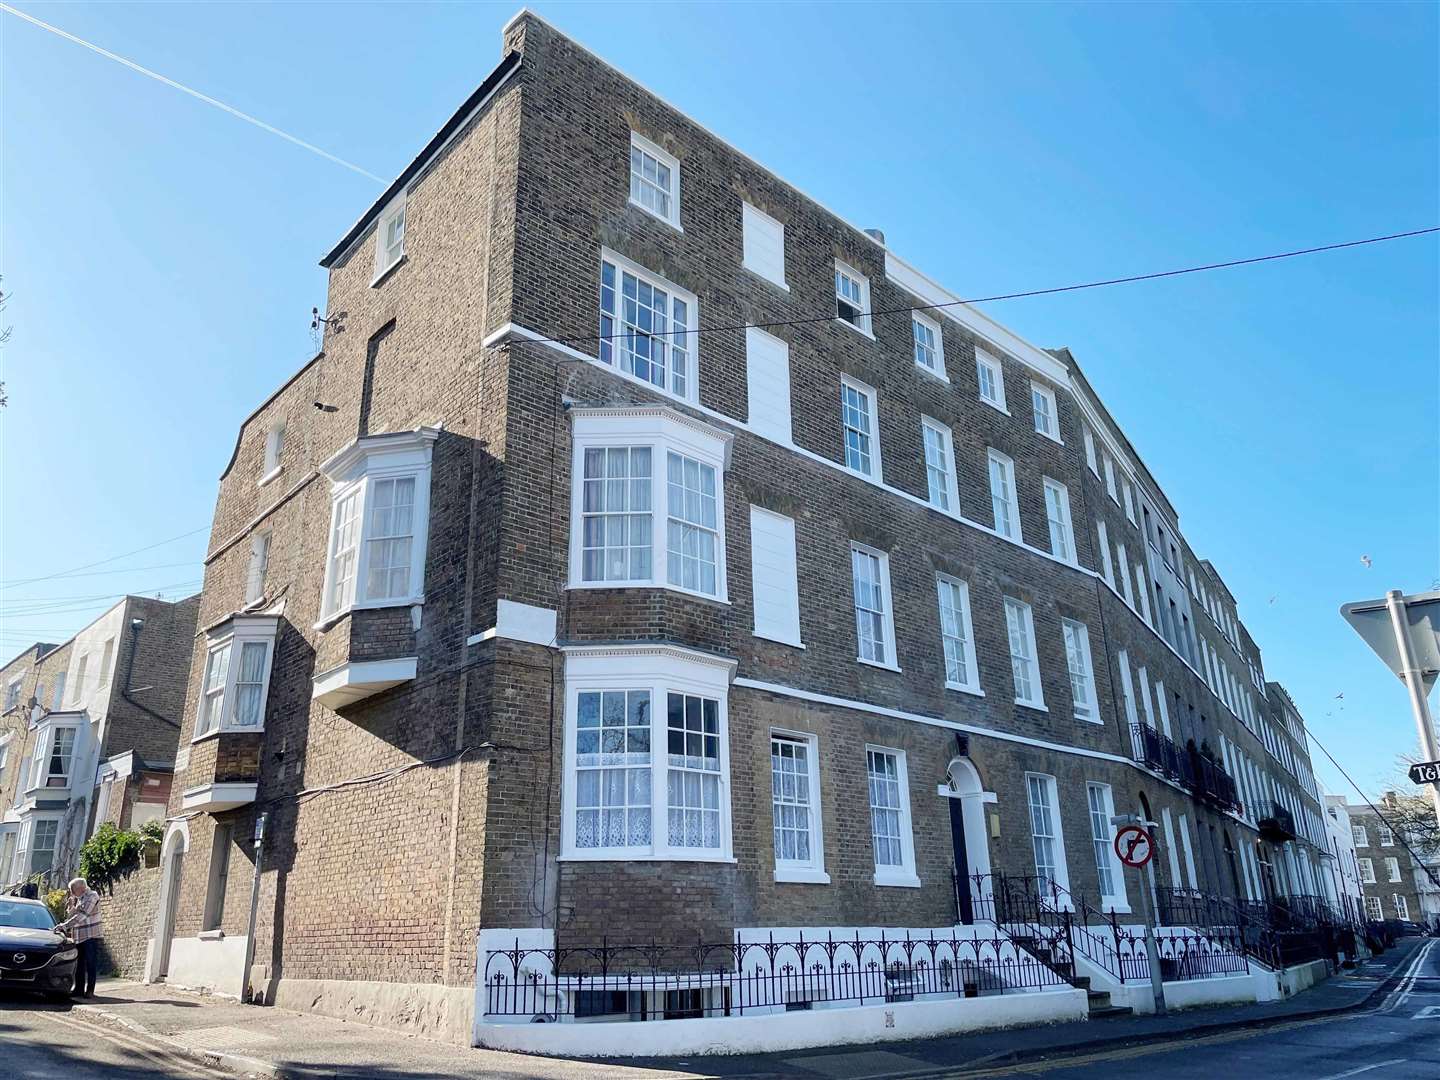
[
  {"left": 122, "top": 618, "right": 181, "bottom": 731},
  {"left": 241, "top": 812, "right": 266, "bottom": 1003}
]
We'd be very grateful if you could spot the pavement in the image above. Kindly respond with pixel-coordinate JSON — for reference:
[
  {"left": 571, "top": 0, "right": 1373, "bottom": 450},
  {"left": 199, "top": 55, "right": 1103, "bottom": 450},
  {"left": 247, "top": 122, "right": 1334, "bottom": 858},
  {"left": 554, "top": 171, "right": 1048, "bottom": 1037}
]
[{"left": 0, "top": 937, "right": 1428, "bottom": 1080}]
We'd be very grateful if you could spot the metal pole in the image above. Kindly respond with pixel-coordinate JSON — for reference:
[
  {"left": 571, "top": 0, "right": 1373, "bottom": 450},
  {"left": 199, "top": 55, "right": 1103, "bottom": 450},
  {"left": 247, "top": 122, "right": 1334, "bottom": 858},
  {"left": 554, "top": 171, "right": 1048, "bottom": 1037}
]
[
  {"left": 1138, "top": 860, "right": 1167, "bottom": 1017},
  {"left": 241, "top": 813, "right": 266, "bottom": 1004},
  {"left": 1385, "top": 590, "right": 1440, "bottom": 828}
]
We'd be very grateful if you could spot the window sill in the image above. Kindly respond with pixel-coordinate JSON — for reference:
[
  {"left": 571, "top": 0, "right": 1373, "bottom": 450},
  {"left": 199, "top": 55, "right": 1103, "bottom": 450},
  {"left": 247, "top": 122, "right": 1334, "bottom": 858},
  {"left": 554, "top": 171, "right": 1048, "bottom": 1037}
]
[
  {"left": 915, "top": 363, "right": 950, "bottom": 385},
  {"left": 742, "top": 265, "right": 789, "bottom": 292},
  {"left": 834, "top": 316, "right": 875, "bottom": 341},
  {"left": 842, "top": 464, "right": 883, "bottom": 485},
  {"left": 258, "top": 465, "right": 283, "bottom": 488},
  {"left": 370, "top": 253, "right": 407, "bottom": 288},
  {"left": 945, "top": 682, "right": 985, "bottom": 699},
  {"left": 1035, "top": 429, "right": 1064, "bottom": 447},
  {"left": 980, "top": 398, "right": 1010, "bottom": 417},
  {"left": 752, "top": 632, "right": 805, "bottom": 650},
  {"left": 774, "top": 867, "right": 831, "bottom": 885},
  {"left": 1014, "top": 698, "right": 1049, "bottom": 714},
  {"left": 1076, "top": 713, "right": 1104, "bottom": 725},
  {"left": 197, "top": 930, "right": 226, "bottom": 941},
  {"left": 557, "top": 852, "right": 737, "bottom": 864},
  {"left": 874, "top": 872, "right": 922, "bottom": 889},
  {"left": 1099, "top": 903, "right": 1132, "bottom": 916},
  {"left": 858, "top": 657, "right": 902, "bottom": 674},
  {"left": 191, "top": 725, "right": 264, "bottom": 745},
  {"left": 627, "top": 197, "right": 683, "bottom": 233}
]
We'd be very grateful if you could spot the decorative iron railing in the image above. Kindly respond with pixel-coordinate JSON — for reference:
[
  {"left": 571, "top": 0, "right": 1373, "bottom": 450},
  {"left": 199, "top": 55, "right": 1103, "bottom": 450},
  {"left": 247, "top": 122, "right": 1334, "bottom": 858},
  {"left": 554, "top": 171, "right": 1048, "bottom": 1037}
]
[
  {"left": 480, "top": 931, "right": 1068, "bottom": 1021},
  {"left": 1154, "top": 886, "right": 1357, "bottom": 970},
  {"left": 989, "top": 873, "right": 1248, "bottom": 984},
  {"left": 1259, "top": 802, "right": 1298, "bottom": 843},
  {"left": 1126, "top": 725, "right": 1241, "bottom": 814}
]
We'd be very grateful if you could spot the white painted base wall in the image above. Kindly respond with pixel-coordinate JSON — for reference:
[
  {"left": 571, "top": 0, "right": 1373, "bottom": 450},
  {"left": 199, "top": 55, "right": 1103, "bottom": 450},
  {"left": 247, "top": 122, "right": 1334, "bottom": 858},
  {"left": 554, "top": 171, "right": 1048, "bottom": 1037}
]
[
  {"left": 270, "top": 977, "right": 474, "bottom": 1045},
  {"left": 474, "top": 987, "right": 1088, "bottom": 1056},
  {"left": 164, "top": 935, "right": 249, "bottom": 999},
  {"left": 1113, "top": 973, "right": 1260, "bottom": 1014}
]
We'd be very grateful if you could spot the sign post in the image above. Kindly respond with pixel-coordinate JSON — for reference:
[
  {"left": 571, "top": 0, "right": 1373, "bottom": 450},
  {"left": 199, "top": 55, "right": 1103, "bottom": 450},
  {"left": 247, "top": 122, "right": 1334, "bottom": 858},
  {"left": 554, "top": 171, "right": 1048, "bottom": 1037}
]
[
  {"left": 1340, "top": 590, "right": 1440, "bottom": 829},
  {"left": 1113, "top": 815, "right": 1166, "bottom": 1017},
  {"left": 1409, "top": 760, "right": 1440, "bottom": 786},
  {"left": 241, "top": 812, "right": 267, "bottom": 1004}
]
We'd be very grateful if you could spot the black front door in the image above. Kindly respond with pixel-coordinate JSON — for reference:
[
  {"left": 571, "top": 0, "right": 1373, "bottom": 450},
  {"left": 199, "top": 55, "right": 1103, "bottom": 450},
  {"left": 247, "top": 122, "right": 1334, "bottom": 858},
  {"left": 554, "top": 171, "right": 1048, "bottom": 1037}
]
[{"left": 949, "top": 797, "right": 974, "bottom": 924}]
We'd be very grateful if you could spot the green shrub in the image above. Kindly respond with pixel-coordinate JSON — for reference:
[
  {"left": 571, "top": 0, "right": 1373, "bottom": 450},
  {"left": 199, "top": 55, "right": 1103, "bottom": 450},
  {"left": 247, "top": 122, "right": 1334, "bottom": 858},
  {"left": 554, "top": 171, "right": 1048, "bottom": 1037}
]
[
  {"left": 138, "top": 819, "right": 165, "bottom": 848},
  {"left": 44, "top": 888, "right": 67, "bottom": 924},
  {"left": 77, "top": 823, "right": 144, "bottom": 891}
]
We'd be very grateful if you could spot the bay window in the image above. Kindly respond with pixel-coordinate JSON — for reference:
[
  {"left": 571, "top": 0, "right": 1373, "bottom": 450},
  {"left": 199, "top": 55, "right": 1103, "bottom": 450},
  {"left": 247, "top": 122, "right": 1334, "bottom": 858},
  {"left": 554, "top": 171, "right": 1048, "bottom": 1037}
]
[
  {"left": 561, "top": 644, "right": 735, "bottom": 862},
  {"left": 318, "top": 427, "right": 438, "bottom": 624},
  {"left": 25, "top": 723, "right": 78, "bottom": 792},
  {"left": 599, "top": 249, "right": 697, "bottom": 402},
  {"left": 27, "top": 818, "right": 60, "bottom": 876},
  {"left": 193, "top": 615, "right": 278, "bottom": 739},
  {"left": 569, "top": 406, "right": 731, "bottom": 601}
]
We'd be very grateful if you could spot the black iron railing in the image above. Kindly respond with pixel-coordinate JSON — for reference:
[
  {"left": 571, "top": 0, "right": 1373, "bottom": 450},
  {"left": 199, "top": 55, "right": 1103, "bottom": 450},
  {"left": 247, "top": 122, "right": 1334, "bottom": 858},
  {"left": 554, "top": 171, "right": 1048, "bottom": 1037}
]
[
  {"left": 1127, "top": 725, "right": 1241, "bottom": 814},
  {"left": 989, "top": 873, "right": 1247, "bottom": 984},
  {"left": 1154, "top": 886, "right": 1359, "bottom": 971},
  {"left": 480, "top": 931, "right": 1067, "bottom": 1021},
  {"left": 1259, "top": 802, "right": 1298, "bottom": 843}
]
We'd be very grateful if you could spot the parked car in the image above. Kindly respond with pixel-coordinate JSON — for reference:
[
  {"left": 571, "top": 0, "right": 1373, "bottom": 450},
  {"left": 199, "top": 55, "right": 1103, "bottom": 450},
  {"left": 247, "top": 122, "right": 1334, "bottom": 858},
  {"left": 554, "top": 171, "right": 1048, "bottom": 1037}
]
[{"left": 0, "top": 896, "right": 78, "bottom": 1000}]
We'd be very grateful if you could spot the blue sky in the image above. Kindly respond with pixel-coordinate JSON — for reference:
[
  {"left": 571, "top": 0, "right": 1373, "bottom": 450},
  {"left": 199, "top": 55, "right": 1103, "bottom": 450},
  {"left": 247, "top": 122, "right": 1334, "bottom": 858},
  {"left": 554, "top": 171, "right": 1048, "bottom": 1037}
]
[{"left": 2, "top": 2, "right": 1436, "bottom": 799}]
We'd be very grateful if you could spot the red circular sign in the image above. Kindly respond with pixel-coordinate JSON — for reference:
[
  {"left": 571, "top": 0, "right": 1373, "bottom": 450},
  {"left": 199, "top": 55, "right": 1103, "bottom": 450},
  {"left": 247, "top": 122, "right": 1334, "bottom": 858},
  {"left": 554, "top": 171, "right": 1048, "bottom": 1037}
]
[{"left": 1114, "top": 824, "right": 1154, "bottom": 868}]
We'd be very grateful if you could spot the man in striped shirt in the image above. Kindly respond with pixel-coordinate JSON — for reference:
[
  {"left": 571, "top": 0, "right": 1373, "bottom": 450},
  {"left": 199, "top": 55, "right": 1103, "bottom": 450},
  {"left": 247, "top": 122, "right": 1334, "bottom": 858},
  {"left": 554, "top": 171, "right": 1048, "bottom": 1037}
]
[{"left": 56, "top": 877, "right": 102, "bottom": 996}]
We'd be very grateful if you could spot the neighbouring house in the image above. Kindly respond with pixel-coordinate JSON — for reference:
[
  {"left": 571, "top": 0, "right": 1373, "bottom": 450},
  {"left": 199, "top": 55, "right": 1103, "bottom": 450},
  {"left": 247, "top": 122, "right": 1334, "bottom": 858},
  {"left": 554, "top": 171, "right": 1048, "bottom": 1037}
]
[
  {"left": 1348, "top": 793, "right": 1440, "bottom": 929},
  {"left": 0, "top": 595, "right": 199, "bottom": 894},
  {"left": 147, "top": 9, "right": 1345, "bottom": 1053}
]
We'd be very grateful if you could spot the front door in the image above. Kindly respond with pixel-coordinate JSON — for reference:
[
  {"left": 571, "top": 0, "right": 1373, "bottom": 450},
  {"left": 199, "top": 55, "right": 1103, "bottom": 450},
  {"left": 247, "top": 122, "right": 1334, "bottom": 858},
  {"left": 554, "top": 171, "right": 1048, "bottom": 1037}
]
[
  {"left": 949, "top": 797, "right": 974, "bottom": 924},
  {"left": 155, "top": 848, "right": 184, "bottom": 979}
]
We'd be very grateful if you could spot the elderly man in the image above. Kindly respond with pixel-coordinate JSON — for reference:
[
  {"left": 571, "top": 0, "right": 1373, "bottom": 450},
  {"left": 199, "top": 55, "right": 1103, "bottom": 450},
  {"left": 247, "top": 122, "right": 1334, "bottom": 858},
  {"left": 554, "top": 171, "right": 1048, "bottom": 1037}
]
[{"left": 55, "top": 877, "right": 102, "bottom": 997}]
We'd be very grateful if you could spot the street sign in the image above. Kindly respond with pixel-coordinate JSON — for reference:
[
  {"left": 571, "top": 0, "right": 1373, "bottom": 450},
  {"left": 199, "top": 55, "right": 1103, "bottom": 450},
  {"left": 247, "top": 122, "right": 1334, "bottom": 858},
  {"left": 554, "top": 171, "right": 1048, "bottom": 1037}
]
[
  {"left": 1341, "top": 590, "right": 1440, "bottom": 693},
  {"left": 1410, "top": 761, "right": 1440, "bottom": 785},
  {"left": 1114, "top": 824, "right": 1154, "bottom": 868}
]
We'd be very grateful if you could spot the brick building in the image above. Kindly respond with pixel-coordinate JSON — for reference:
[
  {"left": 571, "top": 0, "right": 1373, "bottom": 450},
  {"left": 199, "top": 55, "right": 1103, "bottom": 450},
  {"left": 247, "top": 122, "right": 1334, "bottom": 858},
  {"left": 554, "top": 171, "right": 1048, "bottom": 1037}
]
[
  {"left": 1348, "top": 794, "right": 1440, "bottom": 929},
  {"left": 1, "top": 594, "right": 199, "bottom": 889},
  {"left": 148, "top": 10, "right": 1340, "bottom": 1050}
]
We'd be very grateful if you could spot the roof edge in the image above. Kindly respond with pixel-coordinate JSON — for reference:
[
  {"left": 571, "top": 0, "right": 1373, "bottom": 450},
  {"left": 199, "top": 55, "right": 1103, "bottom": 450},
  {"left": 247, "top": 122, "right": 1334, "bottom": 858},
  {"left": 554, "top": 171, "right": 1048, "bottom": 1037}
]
[{"left": 318, "top": 50, "right": 522, "bottom": 270}]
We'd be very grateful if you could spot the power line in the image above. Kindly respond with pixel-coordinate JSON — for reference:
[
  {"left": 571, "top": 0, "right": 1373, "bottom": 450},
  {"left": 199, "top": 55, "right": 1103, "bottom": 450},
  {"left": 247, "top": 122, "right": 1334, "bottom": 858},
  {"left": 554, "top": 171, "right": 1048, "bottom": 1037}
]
[
  {"left": 1304, "top": 724, "right": 1440, "bottom": 892},
  {"left": 1, "top": 527, "right": 208, "bottom": 590},
  {"left": 0, "top": 3, "right": 383, "bottom": 182},
  {"left": 0, "top": 561, "right": 203, "bottom": 585},
  {"left": 506, "top": 226, "right": 1440, "bottom": 353}
]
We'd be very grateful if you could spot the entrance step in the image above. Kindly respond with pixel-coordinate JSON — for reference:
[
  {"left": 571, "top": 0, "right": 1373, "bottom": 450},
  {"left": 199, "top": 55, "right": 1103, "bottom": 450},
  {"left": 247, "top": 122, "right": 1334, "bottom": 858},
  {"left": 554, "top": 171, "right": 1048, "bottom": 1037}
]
[{"left": 1088, "top": 1004, "right": 1135, "bottom": 1019}]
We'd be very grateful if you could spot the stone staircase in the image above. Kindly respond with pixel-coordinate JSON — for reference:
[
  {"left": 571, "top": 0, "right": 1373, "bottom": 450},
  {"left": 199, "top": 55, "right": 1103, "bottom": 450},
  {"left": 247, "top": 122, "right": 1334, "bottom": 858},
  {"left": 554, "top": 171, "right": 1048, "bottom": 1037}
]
[{"left": 1008, "top": 932, "right": 1133, "bottom": 1019}]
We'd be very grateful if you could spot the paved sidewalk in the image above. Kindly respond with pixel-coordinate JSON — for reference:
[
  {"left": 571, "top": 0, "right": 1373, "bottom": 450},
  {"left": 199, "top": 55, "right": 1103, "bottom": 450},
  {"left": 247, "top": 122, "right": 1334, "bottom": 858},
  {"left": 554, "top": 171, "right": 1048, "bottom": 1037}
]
[{"left": 53, "top": 937, "right": 1426, "bottom": 1080}]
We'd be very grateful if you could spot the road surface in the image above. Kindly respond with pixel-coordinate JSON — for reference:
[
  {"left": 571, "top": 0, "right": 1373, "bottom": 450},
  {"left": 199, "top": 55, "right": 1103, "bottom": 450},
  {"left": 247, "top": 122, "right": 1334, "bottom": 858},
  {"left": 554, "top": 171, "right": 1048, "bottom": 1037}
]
[{"left": 951, "top": 937, "right": 1440, "bottom": 1079}]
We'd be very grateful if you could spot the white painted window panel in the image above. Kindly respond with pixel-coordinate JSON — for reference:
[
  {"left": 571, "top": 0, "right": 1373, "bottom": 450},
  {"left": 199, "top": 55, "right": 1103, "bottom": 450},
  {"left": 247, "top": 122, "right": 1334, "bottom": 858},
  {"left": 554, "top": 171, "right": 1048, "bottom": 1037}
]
[
  {"left": 749, "top": 507, "right": 802, "bottom": 647},
  {"left": 745, "top": 328, "right": 792, "bottom": 445},
  {"left": 742, "top": 202, "right": 786, "bottom": 287}
]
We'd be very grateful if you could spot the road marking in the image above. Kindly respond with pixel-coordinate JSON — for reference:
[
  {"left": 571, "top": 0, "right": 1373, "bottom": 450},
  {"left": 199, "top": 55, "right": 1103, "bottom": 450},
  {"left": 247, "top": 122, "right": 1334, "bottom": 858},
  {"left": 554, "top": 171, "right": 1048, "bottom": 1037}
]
[
  {"left": 35, "top": 1010, "right": 235, "bottom": 1078},
  {"left": 1413, "top": 1005, "right": 1440, "bottom": 1019},
  {"left": 1379, "top": 939, "right": 1435, "bottom": 1014},
  {"left": 1318, "top": 1061, "right": 1407, "bottom": 1079}
]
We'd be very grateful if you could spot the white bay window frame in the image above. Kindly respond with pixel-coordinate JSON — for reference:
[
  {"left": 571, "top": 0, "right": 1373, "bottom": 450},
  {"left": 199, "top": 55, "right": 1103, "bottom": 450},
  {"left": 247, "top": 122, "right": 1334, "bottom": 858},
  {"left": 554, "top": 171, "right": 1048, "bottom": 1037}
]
[
  {"left": 317, "top": 427, "right": 439, "bottom": 626},
  {"left": 25, "top": 721, "right": 79, "bottom": 793},
  {"left": 192, "top": 615, "right": 278, "bottom": 740},
  {"left": 560, "top": 644, "right": 735, "bottom": 863},
  {"left": 568, "top": 406, "right": 732, "bottom": 602}
]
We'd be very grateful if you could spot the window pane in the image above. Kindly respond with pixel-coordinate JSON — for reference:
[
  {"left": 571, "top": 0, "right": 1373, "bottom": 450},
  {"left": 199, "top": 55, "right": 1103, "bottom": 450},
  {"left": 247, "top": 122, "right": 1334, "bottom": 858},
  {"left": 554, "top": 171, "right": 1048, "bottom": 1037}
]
[
  {"left": 580, "top": 446, "right": 653, "bottom": 583},
  {"left": 867, "top": 750, "right": 904, "bottom": 869},
  {"left": 665, "top": 453, "right": 719, "bottom": 595},
  {"left": 667, "top": 692, "right": 721, "bottom": 849},
  {"left": 575, "top": 690, "right": 652, "bottom": 849}
]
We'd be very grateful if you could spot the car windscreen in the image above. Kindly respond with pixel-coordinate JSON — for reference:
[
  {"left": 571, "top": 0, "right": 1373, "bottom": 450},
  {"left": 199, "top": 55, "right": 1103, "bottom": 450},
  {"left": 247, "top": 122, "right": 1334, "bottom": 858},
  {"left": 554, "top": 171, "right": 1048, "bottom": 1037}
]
[{"left": 0, "top": 900, "right": 57, "bottom": 931}]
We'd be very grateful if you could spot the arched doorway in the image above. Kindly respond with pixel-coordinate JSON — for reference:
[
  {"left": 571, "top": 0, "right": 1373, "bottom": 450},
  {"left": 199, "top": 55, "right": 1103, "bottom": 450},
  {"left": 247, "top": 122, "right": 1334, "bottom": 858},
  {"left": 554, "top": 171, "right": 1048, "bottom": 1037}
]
[
  {"left": 942, "top": 757, "right": 992, "bottom": 924},
  {"left": 150, "top": 825, "right": 188, "bottom": 982}
]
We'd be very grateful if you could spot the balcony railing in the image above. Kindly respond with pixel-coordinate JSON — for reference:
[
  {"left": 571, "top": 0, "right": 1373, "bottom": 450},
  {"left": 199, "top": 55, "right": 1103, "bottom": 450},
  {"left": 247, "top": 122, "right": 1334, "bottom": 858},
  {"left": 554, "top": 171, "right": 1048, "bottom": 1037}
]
[
  {"left": 1128, "top": 725, "right": 1241, "bottom": 814},
  {"left": 1259, "top": 802, "right": 1298, "bottom": 843}
]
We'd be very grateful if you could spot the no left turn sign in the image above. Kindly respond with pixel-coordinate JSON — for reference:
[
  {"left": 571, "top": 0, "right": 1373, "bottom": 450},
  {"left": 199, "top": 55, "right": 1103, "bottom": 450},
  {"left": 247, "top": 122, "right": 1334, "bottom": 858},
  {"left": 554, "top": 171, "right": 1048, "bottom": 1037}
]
[{"left": 1114, "top": 824, "right": 1154, "bottom": 869}]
